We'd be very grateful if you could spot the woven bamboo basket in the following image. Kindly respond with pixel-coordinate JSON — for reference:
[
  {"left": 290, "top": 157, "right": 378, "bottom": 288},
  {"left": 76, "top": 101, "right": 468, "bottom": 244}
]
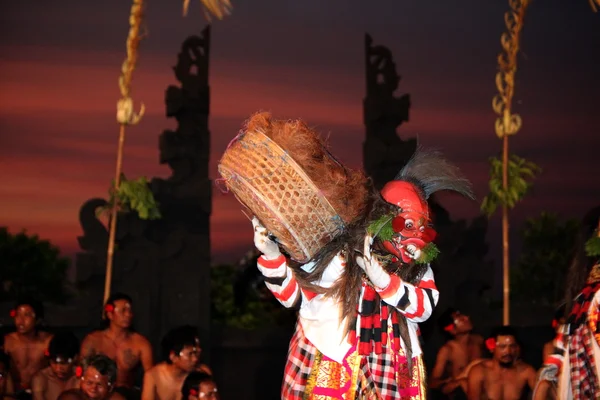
[{"left": 218, "top": 129, "right": 345, "bottom": 263}]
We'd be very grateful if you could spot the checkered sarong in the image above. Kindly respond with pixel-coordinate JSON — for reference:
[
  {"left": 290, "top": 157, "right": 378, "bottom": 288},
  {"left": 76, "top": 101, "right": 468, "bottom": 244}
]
[
  {"left": 282, "top": 323, "right": 319, "bottom": 400},
  {"left": 568, "top": 324, "right": 600, "bottom": 398},
  {"left": 357, "top": 346, "right": 426, "bottom": 399},
  {"left": 281, "top": 323, "right": 426, "bottom": 399}
]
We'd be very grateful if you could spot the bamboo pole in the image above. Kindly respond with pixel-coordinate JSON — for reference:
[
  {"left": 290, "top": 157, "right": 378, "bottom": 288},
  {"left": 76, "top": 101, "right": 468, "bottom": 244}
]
[
  {"left": 502, "top": 136, "right": 510, "bottom": 325},
  {"left": 493, "top": 0, "right": 530, "bottom": 325},
  {"left": 103, "top": 0, "right": 145, "bottom": 306}
]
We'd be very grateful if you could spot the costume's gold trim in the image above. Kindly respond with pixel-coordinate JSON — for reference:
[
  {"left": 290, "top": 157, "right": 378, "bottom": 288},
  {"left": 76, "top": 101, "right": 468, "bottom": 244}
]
[{"left": 304, "top": 350, "right": 322, "bottom": 400}]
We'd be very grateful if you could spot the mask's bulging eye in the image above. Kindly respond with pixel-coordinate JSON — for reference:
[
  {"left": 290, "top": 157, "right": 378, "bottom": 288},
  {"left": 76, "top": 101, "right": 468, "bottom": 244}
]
[
  {"left": 405, "top": 219, "right": 415, "bottom": 230},
  {"left": 392, "top": 216, "right": 405, "bottom": 232}
]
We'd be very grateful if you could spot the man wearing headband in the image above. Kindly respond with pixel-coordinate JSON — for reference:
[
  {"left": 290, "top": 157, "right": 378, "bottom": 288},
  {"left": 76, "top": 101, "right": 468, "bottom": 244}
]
[
  {"left": 31, "top": 332, "right": 80, "bottom": 400},
  {"left": 80, "top": 293, "right": 153, "bottom": 394}
]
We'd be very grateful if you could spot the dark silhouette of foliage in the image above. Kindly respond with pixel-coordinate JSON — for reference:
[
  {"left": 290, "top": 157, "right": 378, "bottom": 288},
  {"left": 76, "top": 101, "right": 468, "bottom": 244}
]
[
  {"left": 210, "top": 260, "right": 296, "bottom": 330},
  {"left": 0, "top": 227, "right": 70, "bottom": 303},
  {"left": 511, "top": 213, "right": 579, "bottom": 305}
]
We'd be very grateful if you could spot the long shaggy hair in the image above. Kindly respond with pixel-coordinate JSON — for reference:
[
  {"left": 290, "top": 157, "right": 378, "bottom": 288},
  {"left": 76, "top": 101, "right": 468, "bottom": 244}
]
[
  {"left": 563, "top": 205, "right": 600, "bottom": 318},
  {"left": 245, "top": 112, "right": 370, "bottom": 225}
]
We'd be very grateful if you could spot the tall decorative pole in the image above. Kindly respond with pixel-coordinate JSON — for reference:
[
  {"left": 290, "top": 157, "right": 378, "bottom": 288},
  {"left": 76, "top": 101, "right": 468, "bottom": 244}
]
[
  {"left": 103, "top": 0, "right": 146, "bottom": 305},
  {"left": 492, "top": 0, "right": 530, "bottom": 325}
]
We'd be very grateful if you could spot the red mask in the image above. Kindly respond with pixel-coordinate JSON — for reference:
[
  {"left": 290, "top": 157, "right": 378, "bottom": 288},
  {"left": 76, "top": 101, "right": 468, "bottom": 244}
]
[{"left": 380, "top": 181, "right": 437, "bottom": 263}]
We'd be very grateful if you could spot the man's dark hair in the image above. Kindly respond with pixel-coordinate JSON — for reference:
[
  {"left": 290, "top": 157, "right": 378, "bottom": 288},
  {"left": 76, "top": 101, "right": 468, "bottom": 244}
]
[
  {"left": 82, "top": 354, "right": 117, "bottom": 385},
  {"left": 161, "top": 325, "right": 199, "bottom": 363},
  {"left": 490, "top": 325, "right": 519, "bottom": 342},
  {"left": 105, "top": 292, "right": 133, "bottom": 308},
  {"left": 437, "top": 307, "right": 457, "bottom": 337},
  {"left": 13, "top": 297, "right": 44, "bottom": 320},
  {"left": 48, "top": 332, "right": 79, "bottom": 359},
  {"left": 181, "top": 371, "right": 215, "bottom": 397}
]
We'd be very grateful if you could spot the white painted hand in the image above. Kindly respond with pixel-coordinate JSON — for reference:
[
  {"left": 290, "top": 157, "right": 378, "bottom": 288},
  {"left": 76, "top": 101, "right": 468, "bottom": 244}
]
[
  {"left": 359, "top": 235, "right": 391, "bottom": 290},
  {"left": 252, "top": 217, "right": 281, "bottom": 260}
]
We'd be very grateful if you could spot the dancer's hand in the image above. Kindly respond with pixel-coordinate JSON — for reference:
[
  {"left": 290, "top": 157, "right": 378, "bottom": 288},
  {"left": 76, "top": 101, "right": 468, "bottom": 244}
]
[
  {"left": 252, "top": 217, "right": 281, "bottom": 260},
  {"left": 356, "top": 235, "right": 391, "bottom": 290}
]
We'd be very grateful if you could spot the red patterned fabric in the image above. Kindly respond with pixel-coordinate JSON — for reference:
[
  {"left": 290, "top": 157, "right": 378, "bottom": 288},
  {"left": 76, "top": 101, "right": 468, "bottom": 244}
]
[
  {"left": 282, "top": 323, "right": 318, "bottom": 400},
  {"left": 568, "top": 324, "right": 600, "bottom": 398},
  {"left": 282, "top": 322, "right": 425, "bottom": 399}
]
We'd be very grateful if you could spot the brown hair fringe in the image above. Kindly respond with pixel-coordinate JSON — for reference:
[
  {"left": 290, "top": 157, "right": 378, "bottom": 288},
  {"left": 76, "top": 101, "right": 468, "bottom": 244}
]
[{"left": 245, "top": 112, "right": 369, "bottom": 225}]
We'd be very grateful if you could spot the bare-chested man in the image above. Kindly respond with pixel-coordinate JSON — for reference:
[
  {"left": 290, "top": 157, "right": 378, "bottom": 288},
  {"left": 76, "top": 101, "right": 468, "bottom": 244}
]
[
  {"left": 141, "top": 326, "right": 201, "bottom": 400},
  {"left": 541, "top": 305, "right": 565, "bottom": 364},
  {"left": 80, "top": 293, "right": 153, "bottom": 391},
  {"left": 431, "top": 308, "right": 484, "bottom": 398},
  {"left": 31, "top": 332, "right": 80, "bottom": 400},
  {"left": 467, "top": 326, "right": 536, "bottom": 400},
  {"left": 3, "top": 298, "right": 53, "bottom": 394}
]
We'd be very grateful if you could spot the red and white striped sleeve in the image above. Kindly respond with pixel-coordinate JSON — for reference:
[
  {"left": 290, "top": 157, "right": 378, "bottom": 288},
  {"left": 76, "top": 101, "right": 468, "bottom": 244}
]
[
  {"left": 543, "top": 328, "right": 566, "bottom": 371},
  {"left": 257, "top": 254, "right": 301, "bottom": 309},
  {"left": 376, "top": 265, "right": 439, "bottom": 323}
]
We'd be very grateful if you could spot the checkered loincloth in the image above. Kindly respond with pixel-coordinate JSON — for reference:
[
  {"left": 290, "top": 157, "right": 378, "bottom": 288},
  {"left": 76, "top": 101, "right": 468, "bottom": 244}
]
[
  {"left": 282, "top": 323, "right": 426, "bottom": 399},
  {"left": 568, "top": 324, "right": 600, "bottom": 398}
]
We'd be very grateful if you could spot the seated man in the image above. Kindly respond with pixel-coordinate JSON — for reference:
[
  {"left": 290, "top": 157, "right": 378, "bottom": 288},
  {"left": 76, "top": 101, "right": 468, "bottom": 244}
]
[
  {"left": 467, "top": 326, "right": 536, "bottom": 400},
  {"left": 430, "top": 308, "right": 483, "bottom": 398},
  {"left": 31, "top": 332, "right": 80, "bottom": 400},
  {"left": 77, "top": 354, "right": 125, "bottom": 400},
  {"left": 4, "top": 298, "right": 53, "bottom": 393},
  {"left": 180, "top": 372, "right": 219, "bottom": 400},
  {"left": 80, "top": 293, "right": 153, "bottom": 391},
  {"left": 541, "top": 305, "right": 565, "bottom": 363},
  {"left": 141, "top": 326, "right": 201, "bottom": 400}
]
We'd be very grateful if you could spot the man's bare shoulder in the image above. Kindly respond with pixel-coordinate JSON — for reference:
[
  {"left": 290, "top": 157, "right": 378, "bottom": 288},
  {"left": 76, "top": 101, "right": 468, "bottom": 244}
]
[
  {"left": 4, "top": 332, "right": 17, "bottom": 348},
  {"left": 131, "top": 332, "right": 151, "bottom": 347},
  {"left": 472, "top": 359, "right": 494, "bottom": 372},
  {"left": 84, "top": 330, "right": 104, "bottom": 339},
  {"left": 40, "top": 331, "right": 53, "bottom": 343},
  {"left": 517, "top": 361, "right": 536, "bottom": 374},
  {"left": 472, "top": 334, "right": 484, "bottom": 343},
  {"left": 146, "top": 362, "right": 169, "bottom": 374},
  {"left": 39, "top": 331, "right": 53, "bottom": 339},
  {"left": 439, "top": 341, "right": 453, "bottom": 354},
  {"left": 32, "top": 367, "right": 50, "bottom": 383},
  {"left": 82, "top": 330, "right": 104, "bottom": 344}
]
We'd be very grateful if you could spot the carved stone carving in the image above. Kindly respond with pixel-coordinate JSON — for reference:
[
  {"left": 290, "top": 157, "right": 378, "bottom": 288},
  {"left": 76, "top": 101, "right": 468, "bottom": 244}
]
[{"left": 363, "top": 34, "right": 415, "bottom": 189}]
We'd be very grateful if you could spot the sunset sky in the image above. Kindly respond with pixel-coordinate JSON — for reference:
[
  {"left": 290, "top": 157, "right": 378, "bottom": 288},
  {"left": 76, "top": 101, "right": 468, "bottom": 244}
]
[{"left": 1, "top": 0, "right": 598, "bottom": 271}]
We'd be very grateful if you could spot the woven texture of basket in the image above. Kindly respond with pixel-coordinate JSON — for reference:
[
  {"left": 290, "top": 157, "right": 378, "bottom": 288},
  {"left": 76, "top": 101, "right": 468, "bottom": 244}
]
[{"left": 218, "top": 129, "right": 345, "bottom": 263}]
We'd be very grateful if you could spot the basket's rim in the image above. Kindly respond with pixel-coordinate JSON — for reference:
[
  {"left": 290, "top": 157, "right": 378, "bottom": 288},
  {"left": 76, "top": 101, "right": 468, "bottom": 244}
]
[{"left": 218, "top": 128, "right": 345, "bottom": 231}]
